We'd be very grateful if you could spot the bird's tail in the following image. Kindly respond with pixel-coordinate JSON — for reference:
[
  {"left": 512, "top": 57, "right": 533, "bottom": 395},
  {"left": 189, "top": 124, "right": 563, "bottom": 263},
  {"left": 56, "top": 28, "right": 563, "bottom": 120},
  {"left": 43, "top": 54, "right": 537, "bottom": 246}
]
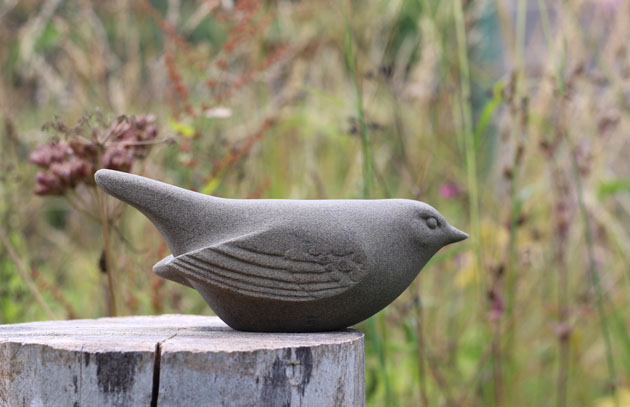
[{"left": 94, "top": 169, "right": 219, "bottom": 256}]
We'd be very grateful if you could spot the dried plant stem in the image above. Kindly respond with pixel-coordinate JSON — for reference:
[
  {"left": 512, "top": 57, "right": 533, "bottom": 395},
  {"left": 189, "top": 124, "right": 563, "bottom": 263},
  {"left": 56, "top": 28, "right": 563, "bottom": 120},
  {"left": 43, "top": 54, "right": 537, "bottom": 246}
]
[
  {"left": 492, "top": 320, "right": 503, "bottom": 407},
  {"left": 0, "top": 225, "right": 56, "bottom": 320},
  {"left": 65, "top": 192, "right": 96, "bottom": 221},
  {"left": 344, "top": 14, "right": 373, "bottom": 199},
  {"left": 557, "top": 319, "right": 570, "bottom": 407},
  {"left": 515, "top": 0, "right": 528, "bottom": 70},
  {"left": 29, "top": 267, "right": 77, "bottom": 319},
  {"left": 413, "top": 283, "right": 430, "bottom": 407},
  {"left": 505, "top": 0, "right": 530, "bottom": 357},
  {"left": 537, "top": 6, "right": 570, "bottom": 406},
  {"left": 425, "top": 352, "right": 454, "bottom": 405},
  {"left": 502, "top": 152, "right": 521, "bottom": 405},
  {"left": 97, "top": 188, "right": 117, "bottom": 317},
  {"left": 552, "top": 165, "right": 570, "bottom": 407},
  {"left": 491, "top": 0, "right": 516, "bottom": 62},
  {"left": 567, "top": 137, "right": 617, "bottom": 391}
]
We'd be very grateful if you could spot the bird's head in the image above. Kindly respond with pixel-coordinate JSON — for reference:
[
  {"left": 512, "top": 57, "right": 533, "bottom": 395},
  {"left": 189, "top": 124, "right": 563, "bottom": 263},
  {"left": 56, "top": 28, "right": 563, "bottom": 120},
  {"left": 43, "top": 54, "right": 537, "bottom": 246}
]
[{"left": 403, "top": 201, "right": 468, "bottom": 250}]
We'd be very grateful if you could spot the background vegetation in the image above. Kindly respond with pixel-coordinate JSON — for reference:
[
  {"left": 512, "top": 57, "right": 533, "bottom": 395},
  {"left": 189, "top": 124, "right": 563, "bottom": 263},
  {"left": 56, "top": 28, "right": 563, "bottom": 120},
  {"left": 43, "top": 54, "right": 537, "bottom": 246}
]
[{"left": 1, "top": 0, "right": 629, "bottom": 406}]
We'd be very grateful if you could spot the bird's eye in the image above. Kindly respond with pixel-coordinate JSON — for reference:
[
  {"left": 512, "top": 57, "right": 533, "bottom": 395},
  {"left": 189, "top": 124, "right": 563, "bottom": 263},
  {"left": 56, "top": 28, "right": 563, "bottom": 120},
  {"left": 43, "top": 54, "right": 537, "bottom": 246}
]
[{"left": 426, "top": 217, "right": 438, "bottom": 229}]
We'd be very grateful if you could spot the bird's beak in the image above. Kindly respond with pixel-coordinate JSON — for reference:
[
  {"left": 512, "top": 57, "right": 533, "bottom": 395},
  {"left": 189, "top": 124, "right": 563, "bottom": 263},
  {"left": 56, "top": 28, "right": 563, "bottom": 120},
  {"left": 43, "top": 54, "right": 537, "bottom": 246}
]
[{"left": 446, "top": 225, "right": 468, "bottom": 245}]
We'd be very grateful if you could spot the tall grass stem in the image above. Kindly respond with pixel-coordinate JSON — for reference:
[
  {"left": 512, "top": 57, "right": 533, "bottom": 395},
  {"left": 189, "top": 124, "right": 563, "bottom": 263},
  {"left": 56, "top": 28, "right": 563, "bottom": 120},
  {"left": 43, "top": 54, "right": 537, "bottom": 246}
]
[
  {"left": 568, "top": 138, "right": 617, "bottom": 393},
  {"left": 97, "top": 189, "right": 118, "bottom": 317},
  {"left": 0, "top": 225, "right": 56, "bottom": 320},
  {"left": 453, "top": 0, "right": 481, "bottom": 282}
]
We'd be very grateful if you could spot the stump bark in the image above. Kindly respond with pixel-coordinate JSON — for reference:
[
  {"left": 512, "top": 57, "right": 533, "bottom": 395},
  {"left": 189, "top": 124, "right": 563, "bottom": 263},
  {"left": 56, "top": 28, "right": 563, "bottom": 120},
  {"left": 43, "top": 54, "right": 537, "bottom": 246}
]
[{"left": 0, "top": 314, "right": 364, "bottom": 407}]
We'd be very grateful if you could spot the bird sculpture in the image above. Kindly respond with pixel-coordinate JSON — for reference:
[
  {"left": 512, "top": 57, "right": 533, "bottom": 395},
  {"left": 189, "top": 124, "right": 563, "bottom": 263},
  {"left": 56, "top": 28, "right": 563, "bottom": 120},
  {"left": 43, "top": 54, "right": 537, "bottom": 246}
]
[{"left": 95, "top": 169, "right": 468, "bottom": 332}]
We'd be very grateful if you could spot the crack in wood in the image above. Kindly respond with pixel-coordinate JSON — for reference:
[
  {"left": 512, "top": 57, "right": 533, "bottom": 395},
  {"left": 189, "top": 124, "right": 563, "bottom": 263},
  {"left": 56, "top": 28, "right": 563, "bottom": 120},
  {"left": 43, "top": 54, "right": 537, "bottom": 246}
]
[
  {"left": 151, "top": 332, "right": 179, "bottom": 407},
  {"left": 150, "top": 341, "right": 161, "bottom": 407}
]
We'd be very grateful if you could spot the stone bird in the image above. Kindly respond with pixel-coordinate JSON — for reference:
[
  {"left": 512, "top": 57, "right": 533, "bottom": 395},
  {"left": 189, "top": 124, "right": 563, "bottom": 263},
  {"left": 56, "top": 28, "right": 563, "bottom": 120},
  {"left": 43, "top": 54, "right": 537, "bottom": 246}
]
[{"left": 95, "top": 169, "right": 468, "bottom": 332}]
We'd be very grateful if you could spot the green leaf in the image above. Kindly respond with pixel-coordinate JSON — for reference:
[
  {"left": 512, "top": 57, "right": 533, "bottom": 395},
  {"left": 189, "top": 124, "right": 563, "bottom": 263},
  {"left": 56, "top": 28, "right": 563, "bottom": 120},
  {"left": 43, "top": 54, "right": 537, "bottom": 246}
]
[
  {"left": 301, "top": 86, "right": 346, "bottom": 107},
  {"left": 169, "top": 118, "right": 196, "bottom": 138},
  {"left": 474, "top": 79, "right": 505, "bottom": 145},
  {"left": 201, "top": 175, "right": 222, "bottom": 195},
  {"left": 35, "top": 23, "right": 60, "bottom": 53},
  {"left": 598, "top": 179, "right": 630, "bottom": 199}
]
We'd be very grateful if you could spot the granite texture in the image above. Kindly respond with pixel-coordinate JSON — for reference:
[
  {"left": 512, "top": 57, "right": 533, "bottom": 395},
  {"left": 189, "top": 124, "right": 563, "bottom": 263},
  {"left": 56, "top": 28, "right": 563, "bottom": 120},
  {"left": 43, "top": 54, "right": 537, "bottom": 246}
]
[{"left": 95, "top": 169, "right": 467, "bottom": 332}]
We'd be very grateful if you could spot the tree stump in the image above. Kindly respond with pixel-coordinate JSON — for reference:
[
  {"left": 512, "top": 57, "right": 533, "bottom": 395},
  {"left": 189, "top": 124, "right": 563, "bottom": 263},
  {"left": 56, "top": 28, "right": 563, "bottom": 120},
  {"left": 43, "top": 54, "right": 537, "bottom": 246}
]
[{"left": 0, "top": 314, "right": 364, "bottom": 407}]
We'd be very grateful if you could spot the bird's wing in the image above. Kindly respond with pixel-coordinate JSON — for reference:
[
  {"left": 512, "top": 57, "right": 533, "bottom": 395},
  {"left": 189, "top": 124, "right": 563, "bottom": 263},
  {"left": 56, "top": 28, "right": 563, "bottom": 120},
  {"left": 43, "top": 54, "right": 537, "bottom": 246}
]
[{"left": 164, "top": 228, "right": 368, "bottom": 302}]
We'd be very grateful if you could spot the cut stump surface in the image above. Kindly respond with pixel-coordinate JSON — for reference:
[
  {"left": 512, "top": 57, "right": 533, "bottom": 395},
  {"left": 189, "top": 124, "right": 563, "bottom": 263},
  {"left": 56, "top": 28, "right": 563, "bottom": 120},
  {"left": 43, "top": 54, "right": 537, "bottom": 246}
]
[{"left": 0, "top": 314, "right": 364, "bottom": 407}]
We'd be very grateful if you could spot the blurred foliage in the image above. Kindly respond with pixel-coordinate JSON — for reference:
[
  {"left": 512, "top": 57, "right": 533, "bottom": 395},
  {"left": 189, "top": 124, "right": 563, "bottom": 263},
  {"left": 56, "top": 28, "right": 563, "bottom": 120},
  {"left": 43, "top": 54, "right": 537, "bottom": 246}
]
[{"left": 1, "top": 0, "right": 630, "bottom": 406}]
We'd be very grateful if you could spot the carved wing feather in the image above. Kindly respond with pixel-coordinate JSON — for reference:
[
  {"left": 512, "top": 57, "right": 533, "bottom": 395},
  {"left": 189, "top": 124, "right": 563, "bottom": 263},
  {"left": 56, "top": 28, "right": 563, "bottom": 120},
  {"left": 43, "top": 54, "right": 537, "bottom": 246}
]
[{"left": 164, "top": 229, "right": 368, "bottom": 302}]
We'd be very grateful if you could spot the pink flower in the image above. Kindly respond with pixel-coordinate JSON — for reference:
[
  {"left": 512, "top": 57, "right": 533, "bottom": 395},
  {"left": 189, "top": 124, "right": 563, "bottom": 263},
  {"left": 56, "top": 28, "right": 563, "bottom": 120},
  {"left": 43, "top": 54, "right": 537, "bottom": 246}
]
[
  {"left": 34, "top": 171, "right": 65, "bottom": 195},
  {"left": 29, "top": 140, "right": 71, "bottom": 167},
  {"left": 598, "top": 0, "right": 622, "bottom": 13},
  {"left": 103, "top": 148, "right": 133, "bottom": 172},
  {"left": 487, "top": 291, "right": 504, "bottom": 323},
  {"left": 439, "top": 182, "right": 461, "bottom": 199},
  {"left": 30, "top": 113, "right": 159, "bottom": 196}
]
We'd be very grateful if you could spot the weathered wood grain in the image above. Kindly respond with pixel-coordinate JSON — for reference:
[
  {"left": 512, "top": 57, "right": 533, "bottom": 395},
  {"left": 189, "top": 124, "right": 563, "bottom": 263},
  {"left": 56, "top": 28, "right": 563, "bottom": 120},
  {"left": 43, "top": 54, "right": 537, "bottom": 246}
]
[{"left": 0, "top": 315, "right": 364, "bottom": 407}]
